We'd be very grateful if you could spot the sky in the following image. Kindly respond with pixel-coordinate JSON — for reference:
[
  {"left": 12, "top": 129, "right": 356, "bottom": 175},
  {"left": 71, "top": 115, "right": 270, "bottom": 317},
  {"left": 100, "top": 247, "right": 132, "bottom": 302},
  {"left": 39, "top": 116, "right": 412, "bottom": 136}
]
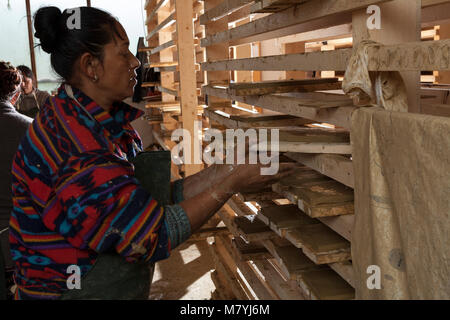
[{"left": 0, "top": 0, "right": 147, "bottom": 90}]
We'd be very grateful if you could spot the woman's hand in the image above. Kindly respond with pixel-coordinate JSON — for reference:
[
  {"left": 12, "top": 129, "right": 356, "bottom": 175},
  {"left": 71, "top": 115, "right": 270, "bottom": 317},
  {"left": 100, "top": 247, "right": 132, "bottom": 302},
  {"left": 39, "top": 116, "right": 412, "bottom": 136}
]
[{"left": 226, "top": 162, "right": 298, "bottom": 194}]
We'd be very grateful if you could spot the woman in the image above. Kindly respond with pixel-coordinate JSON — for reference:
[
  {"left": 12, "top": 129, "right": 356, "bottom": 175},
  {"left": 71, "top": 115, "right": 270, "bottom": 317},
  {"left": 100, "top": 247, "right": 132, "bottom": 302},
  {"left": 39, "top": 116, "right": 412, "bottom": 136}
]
[
  {"left": 10, "top": 6, "right": 294, "bottom": 300},
  {"left": 0, "top": 61, "right": 33, "bottom": 300},
  {"left": 15, "top": 65, "right": 50, "bottom": 119}
]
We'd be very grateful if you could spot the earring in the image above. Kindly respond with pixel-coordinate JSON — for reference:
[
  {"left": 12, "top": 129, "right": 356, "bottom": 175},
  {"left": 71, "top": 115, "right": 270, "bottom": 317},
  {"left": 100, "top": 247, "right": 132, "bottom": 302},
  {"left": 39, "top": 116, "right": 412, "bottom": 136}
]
[{"left": 93, "top": 74, "right": 98, "bottom": 82}]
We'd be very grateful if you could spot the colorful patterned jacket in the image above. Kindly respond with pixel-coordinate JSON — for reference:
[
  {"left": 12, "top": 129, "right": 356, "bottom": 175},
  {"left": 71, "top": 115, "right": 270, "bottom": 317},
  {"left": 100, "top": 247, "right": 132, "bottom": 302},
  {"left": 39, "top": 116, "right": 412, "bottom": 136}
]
[{"left": 9, "top": 84, "right": 189, "bottom": 299}]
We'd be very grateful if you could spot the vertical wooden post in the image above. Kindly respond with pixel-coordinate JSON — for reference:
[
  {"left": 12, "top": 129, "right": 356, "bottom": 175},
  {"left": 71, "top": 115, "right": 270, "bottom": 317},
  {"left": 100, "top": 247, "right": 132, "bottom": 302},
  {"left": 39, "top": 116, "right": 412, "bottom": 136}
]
[
  {"left": 25, "top": 0, "right": 37, "bottom": 88},
  {"left": 435, "top": 24, "right": 450, "bottom": 84},
  {"left": 87, "top": 0, "right": 91, "bottom": 7},
  {"left": 204, "top": 0, "right": 231, "bottom": 111},
  {"left": 175, "top": 0, "right": 202, "bottom": 176},
  {"left": 158, "top": 4, "right": 175, "bottom": 103},
  {"left": 352, "top": 0, "right": 421, "bottom": 113}
]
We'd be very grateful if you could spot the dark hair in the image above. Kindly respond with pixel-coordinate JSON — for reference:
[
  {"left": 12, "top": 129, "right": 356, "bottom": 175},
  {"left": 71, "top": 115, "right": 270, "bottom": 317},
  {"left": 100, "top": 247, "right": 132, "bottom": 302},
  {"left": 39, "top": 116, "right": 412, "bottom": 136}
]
[
  {"left": 0, "top": 61, "right": 21, "bottom": 102},
  {"left": 34, "top": 6, "right": 123, "bottom": 81},
  {"left": 17, "top": 65, "right": 34, "bottom": 80}
]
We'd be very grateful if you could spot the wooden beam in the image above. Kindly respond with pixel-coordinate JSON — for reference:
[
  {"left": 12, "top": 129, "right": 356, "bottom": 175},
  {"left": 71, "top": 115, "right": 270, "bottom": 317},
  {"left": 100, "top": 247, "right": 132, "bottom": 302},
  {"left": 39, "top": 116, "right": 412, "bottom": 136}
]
[
  {"left": 251, "top": 0, "right": 308, "bottom": 13},
  {"left": 201, "top": 0, "right": 392, "bottom": 47},
  {"left": 150, "top": 40, "right": 176, "bottom": 55},
  {"left": 318, "top": 215, "right": 354, "bottom": 242},
  {"left": 147, "top": 12, "right": 176, "bottom": 41},
  {"left": 202, "top": 85, "right": 356, "bottom": 129},
  {"left": 251, "top": 128, "right": 352, "bottom": 154},
  {"left": 202, "top": 48, "right": 352, "bottom": 71},
  {"left": 272, "top": 167, "right": 354, "bottom": 218},
  {"left": 217, "top": 235, "right": 276, "bottom": 300},
  {"left": 25, "top": 0, "right": 37, "bottom": 86},
  {"left": 228, "top": 78, "right": 341, "bottom": 96},
  {"left": 329, "top": 261, "right": 355, "bottom": 288},
  {"left": 250, "top": 259, "right": 305, "bottom": 300},
  {"left": 285, "top": 224, "right": 351, "bottom": 265},
  {"left": 199, "top": 0, "right": 253, "bottom": 25},
  {"left": 285, "top": 153, "right": 354, "bottom": 188},
  {"left": 188, "top": 226, "right": 230, "bottom": 241},
  {"left": 204, "top": 108, "right": 313, "bottom": 129},
  {"left": 203, "top": 39, "right": 450, "bottom": 72},
  {"left": 262, "top": 240, "right": 323, "bottom": 281},
  {"left": 298, "top": 268, "right": 354, "bottom": 300},
  {"left": 258, "top": 204, "right": 319, "bottom": 237},
  {"left": 231, "top": 237, "right": 272, "bottom": 261},
  {"left": 204, "top": 0, "right": 232, "bottom": 110},
  {"left": 146, "top": 0, "right": 170, "bottom": 23}
]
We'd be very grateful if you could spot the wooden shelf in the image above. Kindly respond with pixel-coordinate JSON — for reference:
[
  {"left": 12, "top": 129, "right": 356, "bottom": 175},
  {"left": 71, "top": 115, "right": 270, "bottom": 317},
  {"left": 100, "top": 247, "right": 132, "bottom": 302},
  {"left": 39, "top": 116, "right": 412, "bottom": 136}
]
[
  {"left": 202, "top": 85, "right": 355, "bottom": 129},
  {"left": 195, "top": 0, "right": 450, "bottom": 301}
]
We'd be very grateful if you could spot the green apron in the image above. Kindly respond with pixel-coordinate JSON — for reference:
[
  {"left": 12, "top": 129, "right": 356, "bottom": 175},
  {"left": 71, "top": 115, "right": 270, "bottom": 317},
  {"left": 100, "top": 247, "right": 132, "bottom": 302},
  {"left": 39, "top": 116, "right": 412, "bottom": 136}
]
[{"left": 61, "top": 151, "right": 172, "bottom": 300}]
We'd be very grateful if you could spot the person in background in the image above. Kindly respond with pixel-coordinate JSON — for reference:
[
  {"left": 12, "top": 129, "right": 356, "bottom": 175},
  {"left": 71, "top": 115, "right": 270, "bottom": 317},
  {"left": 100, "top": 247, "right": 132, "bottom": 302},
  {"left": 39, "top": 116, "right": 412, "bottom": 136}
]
[
  {"left": 14, "top": 65, "right": 50, "bottom": 118},
  {"left": 0, "top": 61, "right": 33, "bottom": 300}
]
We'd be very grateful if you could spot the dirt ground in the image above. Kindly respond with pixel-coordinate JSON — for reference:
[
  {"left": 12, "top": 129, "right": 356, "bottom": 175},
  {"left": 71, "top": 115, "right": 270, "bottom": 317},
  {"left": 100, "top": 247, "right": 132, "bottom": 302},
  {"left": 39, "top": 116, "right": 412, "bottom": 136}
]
[{"left": 149, "top": 240, "right": 216, "bottom": 300}]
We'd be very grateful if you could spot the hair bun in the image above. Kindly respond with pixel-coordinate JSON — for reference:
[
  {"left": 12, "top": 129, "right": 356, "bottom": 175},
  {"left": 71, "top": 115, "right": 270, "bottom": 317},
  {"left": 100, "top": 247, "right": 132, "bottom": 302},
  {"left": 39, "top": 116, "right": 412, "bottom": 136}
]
[{"left": 34, "top": 6, "right": 63, "bottom": 54}]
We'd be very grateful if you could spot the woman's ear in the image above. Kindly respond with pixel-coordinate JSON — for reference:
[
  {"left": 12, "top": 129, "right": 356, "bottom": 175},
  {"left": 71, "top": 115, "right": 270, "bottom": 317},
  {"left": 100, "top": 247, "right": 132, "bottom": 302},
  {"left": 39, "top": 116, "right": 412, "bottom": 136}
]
[{"left": 79, "top": 53, "right": 101, "bottom": 82}]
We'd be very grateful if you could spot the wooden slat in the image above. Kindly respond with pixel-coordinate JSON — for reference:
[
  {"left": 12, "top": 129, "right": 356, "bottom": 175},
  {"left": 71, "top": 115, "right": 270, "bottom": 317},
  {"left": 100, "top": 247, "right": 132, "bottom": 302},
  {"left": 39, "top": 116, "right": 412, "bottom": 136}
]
[
  {"left": 298, "top": 268, "right": 354, "bottom": 300},
  {"left": 238, "top": 190, "right": 281, "bottom": 202},
  {"left": 318, "top": 214, "right": 354, "bottom": 242},
  {"left": 199, "top": 0, "right": 254, "bottom": 25},
  {"left": 203, "top": 39, "right": 450, "bottom": 72},
  {"left": 204, "top": 108, "right": 313, "bottom": 129},
  {"left": 157, "top": 85, "right": 179, "bottom": 96},
  {"left": 150, "top": 40, "right": 176, "bottom": 54},
  {"left": 272, "top": 167, "right": 354, "bottom": 218},
  {"left": 329, "top": 261, "right": 355, "bottom": 288},
  {"left": 228, "top": 78, "right": 341, "bottom": 96},
  {"left": 202, "top": 85, "right": 355, "bottom": 129},
  {"left": 251, "top": 128, "right": 352, "bottom": 154},
  {"left": 285, "top": 153, "right": 354, "bottom": 188},
  {"left": 251, "top": 0, "right": 308, "bottom": 13},
  {"left": 217, "top": 235, "right": 277, "bottom": 300},
  {"left": 146, "top": 0, "right": 168, "bottom": 21},
  {"left": 231, "top": 237, "right": 272, "bottom": 261},
  {"left": 258, "top": 204, "right": 319, "bottom": 238},
  {"left": 285, "top": 224, "right": 351, "bottom": 265},
  {"left": 233, "top": 216, "right": 278, "bottom": 242},
  {"left": 188, "top": 226, "right": 230, "bottom": 241},
  {"left": 147, "top": 12, "right": 176, "bottom": 41},
  {"left": 201, "top": 0, "right": 391, "bottom": 46},
  {"left": 258, "top": 204, "right": 351, "bottom": 264},
  {"left": 250, "top": 259, "right": 305, "bottom": 300},
  {"left": 262, "top": 240, "right": 323, "bottom": 281},
  {"left": 210, "top": 270, "right": 236, "bottom": 299},
  {"left": 227, "top": 195, "right": 256, "bottom": 217},
  {"left": 209, "top": 242, "right": 250, "bottom": 299},
  {"left": 202, "top": 48, "right": 352, "bottom": 71},
  {"left": 141, "top": 82, "right": 159, "bottom": 88}
]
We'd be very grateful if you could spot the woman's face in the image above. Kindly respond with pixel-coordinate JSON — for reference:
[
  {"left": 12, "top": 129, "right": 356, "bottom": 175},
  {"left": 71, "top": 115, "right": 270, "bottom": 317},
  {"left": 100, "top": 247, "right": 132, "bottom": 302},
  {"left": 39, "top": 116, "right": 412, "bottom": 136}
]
[
  {"left": 96, "top": 22, "right": 141, "bottom": 102},
  {"left": 22, "top": 76, "right": 33, "bottom": 94}
]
